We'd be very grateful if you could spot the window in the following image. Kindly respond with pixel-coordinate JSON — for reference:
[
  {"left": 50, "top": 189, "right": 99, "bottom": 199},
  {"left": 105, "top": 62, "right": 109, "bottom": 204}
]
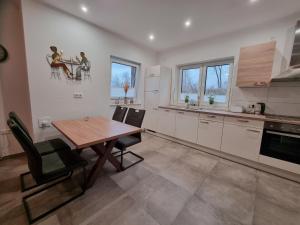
[
  {"left": 203, "top": 63, "right": 230, "bottom": 104},
  {"left": 110, "top": 57, "right": 140, "bottom": 98},
  {"left": 179, "top": 67, "right": 201, "bottom": 102},
  {"left": 178, "top": 59, "right": 233, "bottom": 107}
]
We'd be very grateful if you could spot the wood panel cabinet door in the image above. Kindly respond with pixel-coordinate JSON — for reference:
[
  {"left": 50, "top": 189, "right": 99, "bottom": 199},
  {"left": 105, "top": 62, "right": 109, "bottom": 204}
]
[
  {"left": 197, "top": 120, "right": 223, "bottom": 150},
  {"left": 157, "top": 109, "right": 176, "bottom": 136},
  {"left": 221, "top": 123, "right": 263, "bottom": 161},
  {"left": 175, "top": 111, "right": 199, "bottom": 143},
  {"left": 236, "top": 41, "right": 276, "bottom": 87}
]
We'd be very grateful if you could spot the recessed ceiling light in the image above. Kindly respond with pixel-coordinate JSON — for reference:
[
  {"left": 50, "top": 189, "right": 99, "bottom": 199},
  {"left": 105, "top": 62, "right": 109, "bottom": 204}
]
[
  {"left": 81, "top": 5, "right": 88, "bottom": 13},
  {"left": 249, "top": 0, "right": 259, "bottom": 4},
  {"left": 184, "top": 19, "right": 191, "bottom": 28},
  {"left": 148, "top": 34, "right": 155, "bottom": 41}
]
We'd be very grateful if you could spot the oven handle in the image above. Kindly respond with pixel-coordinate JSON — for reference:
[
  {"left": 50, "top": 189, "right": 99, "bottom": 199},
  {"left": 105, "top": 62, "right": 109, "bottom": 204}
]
[{"left": 266, "top": 131, "right": 300, "bottom": 139}]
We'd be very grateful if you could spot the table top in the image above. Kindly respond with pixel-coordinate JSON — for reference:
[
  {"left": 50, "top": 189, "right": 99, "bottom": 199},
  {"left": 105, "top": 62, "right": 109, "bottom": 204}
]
[{"left": 52, "top": 116, "right": 142, "bottom": 148}]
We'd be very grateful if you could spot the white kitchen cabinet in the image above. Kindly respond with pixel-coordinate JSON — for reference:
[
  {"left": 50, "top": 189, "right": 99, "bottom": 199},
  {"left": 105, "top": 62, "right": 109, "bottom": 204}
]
[
  {"left": 144, "top": 65, "right": 172, "bottom": 131},
  {"left": 221, "top": 123, "right": 263, "bottom": 161},
  {"left": 197, "top": 119, "right": 223, "bottom": 150},
  {"left": 145, "top": 76, "right": 160, "bottom": 92},
  {"left": 175, "top": 111, "right": 199, "bottom": 143},
  {"left": 143, "top": 108, "right": 159, "bottom": 131},
  {"left": 144, "top": 91, "right": 159, "bottom": 110},
  {"left": 157, "top": 109, "right": 176, "bottom": 136}
]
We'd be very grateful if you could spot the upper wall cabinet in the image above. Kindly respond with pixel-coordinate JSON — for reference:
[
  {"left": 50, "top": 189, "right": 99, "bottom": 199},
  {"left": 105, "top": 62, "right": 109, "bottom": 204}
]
[{"left": 236, "top": 41, "right": 276, "bottom": 87}]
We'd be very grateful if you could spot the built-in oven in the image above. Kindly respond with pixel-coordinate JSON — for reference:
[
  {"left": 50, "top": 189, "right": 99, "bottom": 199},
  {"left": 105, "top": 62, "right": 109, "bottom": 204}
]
[{"left": 260, "top": 121, "right": 300, "bottom": 165}]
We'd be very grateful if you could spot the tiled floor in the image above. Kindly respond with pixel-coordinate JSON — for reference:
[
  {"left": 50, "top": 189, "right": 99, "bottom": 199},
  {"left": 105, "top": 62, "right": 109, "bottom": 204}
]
[{"left": 1, "top": 132, "right": 300, "bottom": 225}]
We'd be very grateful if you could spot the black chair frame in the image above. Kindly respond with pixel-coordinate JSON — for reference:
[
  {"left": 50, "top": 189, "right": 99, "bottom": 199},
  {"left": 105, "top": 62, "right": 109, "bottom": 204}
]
[
  {"left": 22, "top": 167, "right": 86, "bottom": 224},
  {"left": 113, "top": 108, "right": 145, "bottom": 170},
  {"left": 113, "top": 150, "right": 144, "bottom": 170},
  {"left": 7, "top": 118, "right": 87, "bottom": 224}
]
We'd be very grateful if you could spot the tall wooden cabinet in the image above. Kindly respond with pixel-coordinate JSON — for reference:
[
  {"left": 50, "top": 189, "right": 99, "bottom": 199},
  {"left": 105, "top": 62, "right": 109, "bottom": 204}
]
[
  {"left": 236, "top": 41, "right": 276, "bottom": 87},
  {"left": 143, "top": 66, "right": 172, "bottom": 131}
]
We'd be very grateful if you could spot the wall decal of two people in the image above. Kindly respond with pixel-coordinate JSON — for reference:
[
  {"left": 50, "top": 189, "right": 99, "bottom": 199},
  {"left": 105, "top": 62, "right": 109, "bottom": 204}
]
[{"left": 49, "top": 45, "right": 90, "bottom": 80}]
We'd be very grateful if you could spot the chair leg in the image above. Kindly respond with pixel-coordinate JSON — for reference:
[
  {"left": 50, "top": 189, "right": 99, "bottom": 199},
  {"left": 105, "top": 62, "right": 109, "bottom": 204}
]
[
  {"left": 20, "top": 171, "right": 71, "bottom": 192},
  {"left": 22, "top": 167, "right": 86, "bottom": 224},
  {"left": 20, "top": 171, "right": 38, "bottom": 192},
  {"left": 115, "top": 150, "right": 144, "bottom": 170},
  {"left": 120, "top": 149, "right": 124, "bottom": 168}
]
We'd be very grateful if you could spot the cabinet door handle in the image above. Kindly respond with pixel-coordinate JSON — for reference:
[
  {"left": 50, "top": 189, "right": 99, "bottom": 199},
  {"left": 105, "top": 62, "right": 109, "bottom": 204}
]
[
  {"left": 207, "top": 115, "right": 216, "bottom": 118},
  {"left": 247, "top": 129, "right": 260, "bottom": 133},
  {"left": 164, "top": 110, "right": 170, "bottom": 112},
  {"left": 177, "top": 111, "right": 184, "bottom": 114},
  {"left": 237, "top": 119, "right": 249, "bottom": 123},
  {"left": 200, "top": 121, "right": 209, "bottom": 124},
  {"left": 153, "top": 108, "right": 158, "bottom": 110}
]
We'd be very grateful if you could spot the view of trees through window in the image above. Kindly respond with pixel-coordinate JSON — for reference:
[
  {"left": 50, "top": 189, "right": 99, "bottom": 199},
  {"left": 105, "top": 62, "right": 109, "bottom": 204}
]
[
  {"left": 179, "top": 61, "right": 232, "bottom": 105},
  {"left": 111, "top": 62, "right": 137, "bottom": 98},
  {"left": 180, "top": 68, "right": 200, "bottom": 102},
  {"left": 204, "top": 64, "right": 230, "bottom": 103}
]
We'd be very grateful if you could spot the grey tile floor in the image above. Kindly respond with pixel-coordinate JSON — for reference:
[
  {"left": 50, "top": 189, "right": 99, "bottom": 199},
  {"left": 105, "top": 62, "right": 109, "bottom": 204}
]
[{"left": 1, "top": 132, "right": 300, "bottom": 225}]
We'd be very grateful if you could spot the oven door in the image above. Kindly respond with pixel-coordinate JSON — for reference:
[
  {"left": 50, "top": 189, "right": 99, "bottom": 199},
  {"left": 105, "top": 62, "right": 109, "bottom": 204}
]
[{"left": 260, "top": 130, "right": 300, "bottom": 165}]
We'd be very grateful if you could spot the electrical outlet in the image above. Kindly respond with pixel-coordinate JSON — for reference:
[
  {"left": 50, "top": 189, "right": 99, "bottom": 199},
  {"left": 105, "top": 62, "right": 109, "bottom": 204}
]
[
  {"left": 38, "top": 117, "right": 51, "bottom": 128},
  {"left": 73, "top": 92, "right": 83, "bottom": 98}
]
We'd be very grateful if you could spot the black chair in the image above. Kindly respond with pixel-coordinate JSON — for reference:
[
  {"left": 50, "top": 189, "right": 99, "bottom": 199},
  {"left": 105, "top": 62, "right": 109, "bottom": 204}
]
[
  {"left": 7, "top": 119, "right": 87, "bottom": 224},
  {"left": 9, "top": 112, "right": 70, "bottom": 156},
  {"left": 114, "top": 108, "right": 145, "bottom": 170},
  {"left": 112, "top": 106, "right": 128, "bottom": 122}
]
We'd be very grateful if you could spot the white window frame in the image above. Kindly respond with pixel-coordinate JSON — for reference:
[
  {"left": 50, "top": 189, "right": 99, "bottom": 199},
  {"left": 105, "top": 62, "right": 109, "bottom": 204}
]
[
  {"left": 178, "top": 64, "right": 202, "bottom": 104},
  {"left": 110, "top": 56, "right": 140, "bottom": 100},
  {"left": 177, "top": 58, "right": 234, "bottom": 109}
]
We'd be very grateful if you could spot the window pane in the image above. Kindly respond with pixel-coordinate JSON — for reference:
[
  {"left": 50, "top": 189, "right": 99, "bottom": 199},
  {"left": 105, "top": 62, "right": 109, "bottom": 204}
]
[
  {"left": 204, "top": 64, "right": 230, "bottom": 103},
  {"left": 180, "top": 68, "right": 200, "bottom": 102},
  {"left": 111, "top": 62, "right": 136, "bottom": 98}
]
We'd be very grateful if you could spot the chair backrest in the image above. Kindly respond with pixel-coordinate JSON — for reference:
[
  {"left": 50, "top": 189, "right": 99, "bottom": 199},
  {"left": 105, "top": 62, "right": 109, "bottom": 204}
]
[
  {"left": 112, "top": 106, "right": 128, "bottom": 122},
  {"left": 9, "top": 111, "right": 33, "bottom": 142},
  {"left": 125, "top": 108, "right": 145, "bottom": 128},
  {"left": 7, "top": 119, "right": 42, "bottom": 180}
]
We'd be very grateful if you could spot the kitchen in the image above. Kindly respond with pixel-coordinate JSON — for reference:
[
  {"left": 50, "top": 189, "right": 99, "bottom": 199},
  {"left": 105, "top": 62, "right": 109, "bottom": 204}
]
[{"left": 1, "top": 0, "right": 300, "bottom": 225}]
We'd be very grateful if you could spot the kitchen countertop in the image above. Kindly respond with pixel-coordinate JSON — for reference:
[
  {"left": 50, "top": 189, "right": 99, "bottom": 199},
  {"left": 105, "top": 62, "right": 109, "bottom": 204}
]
[{"left": 158, "top": 105, "right": 300, "bottom": 125}]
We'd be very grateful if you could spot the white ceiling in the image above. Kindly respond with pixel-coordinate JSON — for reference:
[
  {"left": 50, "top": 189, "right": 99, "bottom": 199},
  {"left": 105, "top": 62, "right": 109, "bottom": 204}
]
[{"left": 40, "top": 0, "right": 300, "bottom": 51}]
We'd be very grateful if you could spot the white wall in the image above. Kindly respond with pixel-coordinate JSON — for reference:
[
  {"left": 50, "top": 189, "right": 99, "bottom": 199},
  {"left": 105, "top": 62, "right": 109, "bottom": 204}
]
[
  {"left": 0, "top": 0, "right": 32, "bottom": 157},
  {"left": 21, "top": 0, "right": 156, "bottom": 141},
  {"left": 158, "top": 14, "right": 300, "bottom": 117}
]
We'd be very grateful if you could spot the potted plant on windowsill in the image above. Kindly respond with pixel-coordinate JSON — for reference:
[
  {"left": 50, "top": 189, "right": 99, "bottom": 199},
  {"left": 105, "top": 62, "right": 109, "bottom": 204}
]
[
  {"left": 184, "top": 95, "right": 190, "bottom": 108},
  {"left": 208, "top": 95, "right": 215, "bottom": 105},
  {"left": 123, "top": 82, "right": 129, "bottom": 105}
]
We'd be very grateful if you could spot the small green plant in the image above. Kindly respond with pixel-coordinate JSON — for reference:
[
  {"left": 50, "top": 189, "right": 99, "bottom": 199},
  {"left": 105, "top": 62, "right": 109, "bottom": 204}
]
[
  {"left": 208, "top": 95, "right": 215, "bottom": 105},
  {"left": 184, "top": 95, "right": 189, "bottom": 104}
]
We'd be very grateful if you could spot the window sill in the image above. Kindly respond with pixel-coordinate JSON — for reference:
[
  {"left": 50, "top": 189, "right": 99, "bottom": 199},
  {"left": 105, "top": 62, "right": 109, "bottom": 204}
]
[{"left": 109, "top": 103, "right": 141, "bottom": 107}]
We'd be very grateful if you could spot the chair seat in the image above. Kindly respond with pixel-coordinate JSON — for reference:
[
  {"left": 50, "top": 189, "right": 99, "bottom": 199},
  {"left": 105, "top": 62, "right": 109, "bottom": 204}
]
[
  {"left": 115, "top": 136, "right": 141, "bottom": 149},
  {"left": 39, "top": 149, "right": 87, "bottom": 183},
  {"left": 35, "top": 138, "right": 70, "bottom": 155}
]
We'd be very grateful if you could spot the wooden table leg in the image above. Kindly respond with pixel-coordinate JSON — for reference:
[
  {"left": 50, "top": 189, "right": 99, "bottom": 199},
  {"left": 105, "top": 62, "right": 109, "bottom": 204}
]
[{"left": 86, "top": 139, "right": 119, "bottom": 187}]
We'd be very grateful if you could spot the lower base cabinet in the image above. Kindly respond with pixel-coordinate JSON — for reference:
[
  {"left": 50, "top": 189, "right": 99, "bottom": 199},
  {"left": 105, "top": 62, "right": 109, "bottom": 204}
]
[
  {"left": 143, "top": 108, "right": 159, "bottom": 131},
  {"left": 221, "top": 123, "right": 263, "bottom": 161},
  {"left": 197, "top": 120, "right": 223, "bottom": 150},
  {"left": 157, "top": 109, "right": 176, "bottom": 136},
  {"left": 175, "top": 111, "right": 198, "bottom": 143}
]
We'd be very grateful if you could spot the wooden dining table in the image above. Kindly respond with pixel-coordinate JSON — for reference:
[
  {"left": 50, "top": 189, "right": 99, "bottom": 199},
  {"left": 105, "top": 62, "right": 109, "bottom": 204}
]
[{"left": 52, "top": 116, "right": 142, "bottom": 188}]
